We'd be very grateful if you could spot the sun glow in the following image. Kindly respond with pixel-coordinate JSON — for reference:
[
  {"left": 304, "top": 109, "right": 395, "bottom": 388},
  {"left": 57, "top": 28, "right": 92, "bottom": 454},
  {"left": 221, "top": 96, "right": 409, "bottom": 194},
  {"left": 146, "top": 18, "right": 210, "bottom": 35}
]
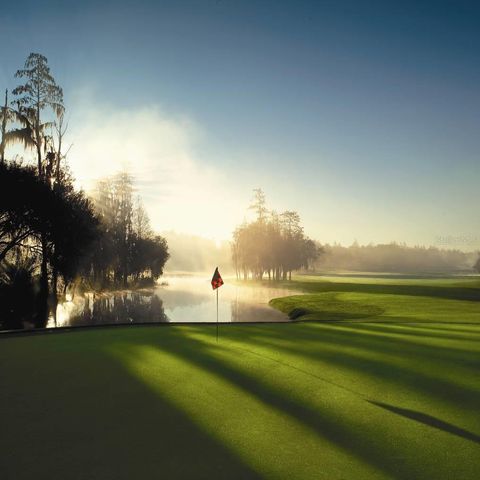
[{"left": 66, "top": 102, "right": 244, "bottom": 240}]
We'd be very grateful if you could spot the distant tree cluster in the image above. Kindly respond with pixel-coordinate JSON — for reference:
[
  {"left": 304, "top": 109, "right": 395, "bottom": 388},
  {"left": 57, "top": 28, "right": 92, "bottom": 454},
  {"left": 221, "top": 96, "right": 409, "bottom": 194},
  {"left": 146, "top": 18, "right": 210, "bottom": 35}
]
[
  {"left": 315, "top": 242, "right": 476, "bottom": 274},
  {"left": 80, "top": 173, "right": 169, "bottom": 289},
  {"left": 232, "top": 189, "right": 320, "bottom": 280}
]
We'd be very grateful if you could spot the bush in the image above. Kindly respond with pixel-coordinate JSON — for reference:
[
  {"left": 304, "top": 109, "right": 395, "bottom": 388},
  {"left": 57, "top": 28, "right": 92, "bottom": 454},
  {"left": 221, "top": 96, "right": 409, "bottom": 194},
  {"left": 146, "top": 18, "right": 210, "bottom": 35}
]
[{"left": 0, "top": 259, "right": 37, "bottom": 329}]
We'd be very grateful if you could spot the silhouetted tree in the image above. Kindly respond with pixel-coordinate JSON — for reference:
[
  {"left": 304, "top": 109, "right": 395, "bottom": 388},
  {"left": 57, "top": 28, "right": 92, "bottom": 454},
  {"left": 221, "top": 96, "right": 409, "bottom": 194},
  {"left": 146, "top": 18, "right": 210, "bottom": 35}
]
[
  {"left": 8, "top": 53, "right": 64, "bottom": 324},
  {"left": 0, "top": 89, "right": 16, "bottom": 164},
  {"left": 0, "top": 256, "right": 37, "bottom": 330},
  {"left": 51, "top": 112, "right": 70, "bottom": 182},
  {"left": 11, "top": 53, "right": 64, "bottom": 178},
  {"left": 149, "top": 236, "right": 169, "bottom": 279},
  {"left": 130, "top": 235, "right": 170, "bottom": 283},
  {"left": 0, "top": 161, "right": 98, "bottom": 327},
  {"left": 0, "top": 162, "right": 49, "bottom": 262},
  {"left": 49, "top": 177, "right": 99, "bottom": 299}
]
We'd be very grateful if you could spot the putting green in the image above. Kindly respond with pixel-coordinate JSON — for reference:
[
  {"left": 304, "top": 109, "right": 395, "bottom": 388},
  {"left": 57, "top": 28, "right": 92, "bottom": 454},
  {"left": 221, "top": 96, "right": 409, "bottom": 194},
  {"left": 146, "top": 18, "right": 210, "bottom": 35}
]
[{"left": 1, "top": 276, "right": 479, "bottom": 479}]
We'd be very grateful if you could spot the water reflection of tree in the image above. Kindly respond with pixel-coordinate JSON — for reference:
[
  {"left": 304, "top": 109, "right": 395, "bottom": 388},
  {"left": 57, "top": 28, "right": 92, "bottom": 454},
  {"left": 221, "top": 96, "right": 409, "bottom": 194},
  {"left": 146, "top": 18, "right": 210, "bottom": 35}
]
[{"left": 69, "top": 292, "right": 167, "bottom": 326}]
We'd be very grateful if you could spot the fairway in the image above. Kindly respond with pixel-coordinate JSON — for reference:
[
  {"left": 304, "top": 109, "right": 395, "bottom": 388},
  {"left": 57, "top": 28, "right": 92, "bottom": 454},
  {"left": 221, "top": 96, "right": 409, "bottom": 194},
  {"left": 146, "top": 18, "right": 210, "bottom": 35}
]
[
  {"left": 269, "top": 275, "right": 480, "bottom": 323},
  {"left": 1, "top": 276, "right": 480, "bottom": 479}
]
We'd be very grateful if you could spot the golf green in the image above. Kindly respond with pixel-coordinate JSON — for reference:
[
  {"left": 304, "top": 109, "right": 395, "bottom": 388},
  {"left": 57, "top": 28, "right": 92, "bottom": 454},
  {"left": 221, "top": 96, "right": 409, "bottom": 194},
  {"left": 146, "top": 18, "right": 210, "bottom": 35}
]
[{"left": 1, "top": 276, "right": 479, "bottom": 479}]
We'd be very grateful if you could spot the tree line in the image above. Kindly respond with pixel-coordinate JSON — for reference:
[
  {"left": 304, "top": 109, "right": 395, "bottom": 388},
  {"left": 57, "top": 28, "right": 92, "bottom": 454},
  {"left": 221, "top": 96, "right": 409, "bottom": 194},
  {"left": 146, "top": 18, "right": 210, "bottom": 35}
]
[
  {"left": 231, "top": 189, "right": 320, "bottom": 280},
  {"left": 314, "top": 242, "right": 478, "bottom": 274},
  {"left": 0, "top": 53, "right": 168, "bottom": 330}
]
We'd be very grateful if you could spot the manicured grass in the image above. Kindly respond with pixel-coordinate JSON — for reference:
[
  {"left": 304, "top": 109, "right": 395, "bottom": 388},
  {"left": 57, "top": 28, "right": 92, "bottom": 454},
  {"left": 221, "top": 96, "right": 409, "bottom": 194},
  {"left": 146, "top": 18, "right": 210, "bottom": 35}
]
[
  {"left": 270, "top": 275, "right": 480, "bottom": 323},
  {"left": 1, "top": 275, "right": 479, "bottom": 479}
]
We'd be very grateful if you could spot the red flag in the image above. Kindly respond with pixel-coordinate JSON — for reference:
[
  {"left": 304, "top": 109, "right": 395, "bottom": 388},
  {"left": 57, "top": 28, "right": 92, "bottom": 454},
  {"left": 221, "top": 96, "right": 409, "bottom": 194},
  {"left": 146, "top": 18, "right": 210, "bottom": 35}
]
[{"left": 211, "top": 267, "right": 224, "bottom": 290}]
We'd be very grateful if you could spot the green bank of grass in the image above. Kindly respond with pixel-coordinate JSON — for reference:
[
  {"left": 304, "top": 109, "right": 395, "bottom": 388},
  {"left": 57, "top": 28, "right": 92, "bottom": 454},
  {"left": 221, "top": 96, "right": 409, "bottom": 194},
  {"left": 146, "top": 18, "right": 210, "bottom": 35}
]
[
  {"left": 269, "top": 275, "right": 480, "bottom": 323},
  {"left": 1, "top": 319, "right": 480, "bottom": 479}
]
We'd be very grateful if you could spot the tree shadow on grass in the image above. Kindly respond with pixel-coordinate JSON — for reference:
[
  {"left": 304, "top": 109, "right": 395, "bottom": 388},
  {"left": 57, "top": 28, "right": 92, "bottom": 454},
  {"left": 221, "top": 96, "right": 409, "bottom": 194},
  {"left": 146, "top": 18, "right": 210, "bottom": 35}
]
[
  {"left": 186, "top": 323, "right": 480, "bottom": 412},
  {"left": 138, "top": 330, "right": 424, "bottom": 480},
  {"left": 320, "top": 322, "right": 480, "bottom": 363},
  {"left": 0, "top": 340, "right": 261, "bottom": 480},
  {"left": 346, "top": 321, "right": 480, "bottom": 342},
  {"left": 403, "top": 323, "right": 480, "bottom": 336},
  {"left": 310, "top": 327, "right": 475, "bottom": 407},
  {"left": 368, "top": 401, "right": 480, "bottom": 445},
  {"left": 218, "top": 321, "right": 480, "bottom": 373},
  {"left": 173, "top": 324, "right": 480, "bottom": 476}
]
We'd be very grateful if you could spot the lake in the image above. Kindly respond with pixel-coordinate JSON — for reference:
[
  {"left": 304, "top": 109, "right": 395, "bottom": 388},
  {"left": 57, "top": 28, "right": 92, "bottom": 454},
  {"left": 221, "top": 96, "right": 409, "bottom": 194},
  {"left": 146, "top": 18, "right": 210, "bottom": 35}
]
[{"left": 48, "top": 275, "right": 296, "bottom": 328}]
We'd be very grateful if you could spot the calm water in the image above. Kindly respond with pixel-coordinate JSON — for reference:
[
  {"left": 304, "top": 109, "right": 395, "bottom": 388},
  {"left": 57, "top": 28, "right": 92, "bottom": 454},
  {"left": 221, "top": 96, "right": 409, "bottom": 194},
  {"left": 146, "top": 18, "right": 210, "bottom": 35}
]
[{"left": 48, "top": 276, "right": 296, "bottom": 328}]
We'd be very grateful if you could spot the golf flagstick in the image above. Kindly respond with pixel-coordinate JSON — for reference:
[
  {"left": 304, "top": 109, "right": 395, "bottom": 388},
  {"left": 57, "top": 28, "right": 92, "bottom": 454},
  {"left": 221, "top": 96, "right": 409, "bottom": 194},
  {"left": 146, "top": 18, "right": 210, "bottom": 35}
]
[{"left": 211, "top": 267, "right": 224, "bottom": 342}]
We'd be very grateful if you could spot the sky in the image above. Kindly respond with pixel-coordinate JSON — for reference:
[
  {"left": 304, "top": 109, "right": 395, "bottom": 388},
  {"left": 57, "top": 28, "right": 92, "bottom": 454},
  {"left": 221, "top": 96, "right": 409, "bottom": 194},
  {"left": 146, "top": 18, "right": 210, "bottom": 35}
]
[{"left": 0, "top": 0, "right": 479, "bottom": 250}]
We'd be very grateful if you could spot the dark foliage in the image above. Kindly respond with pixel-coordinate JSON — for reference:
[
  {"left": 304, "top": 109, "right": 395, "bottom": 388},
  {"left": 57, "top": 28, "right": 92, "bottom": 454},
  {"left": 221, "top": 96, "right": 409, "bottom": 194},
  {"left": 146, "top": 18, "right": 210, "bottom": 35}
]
[
  {"left": 0, "top": 162, "right": 53, "bottom": 261},
  {"left": 0, "top": 162, "right": 99, "bottom": 327},
  {"left": 80, "top": 173, "right": 169, "bottom": 289},
  {"left": 0, "top": 257, "right": 37, "bottom": 329},
  {"left": 49, "top": 179, "right": 99, "bottom": 285}
]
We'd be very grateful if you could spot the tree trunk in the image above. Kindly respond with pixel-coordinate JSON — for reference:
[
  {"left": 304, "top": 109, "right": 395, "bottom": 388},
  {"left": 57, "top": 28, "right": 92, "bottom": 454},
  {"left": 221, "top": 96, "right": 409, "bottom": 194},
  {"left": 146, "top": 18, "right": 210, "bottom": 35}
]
[
  {"left": 0, "top": 89, "right": 7, "bottom": 165},
  {"left": 35, "top": 235, "right": 49, "bottom": 328},
  {"left": 36, "top": 88, "right": 42, "bottom": 178},
  {"left": 52, "top": 263, "right": 59, "bottom": 326}
]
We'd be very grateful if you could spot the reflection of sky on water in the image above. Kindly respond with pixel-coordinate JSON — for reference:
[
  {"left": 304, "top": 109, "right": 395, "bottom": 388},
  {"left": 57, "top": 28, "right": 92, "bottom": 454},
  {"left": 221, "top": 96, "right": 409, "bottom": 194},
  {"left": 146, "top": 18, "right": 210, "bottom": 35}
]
[{"left": 49, "top": 276, "right": 294, "bottom": 328}]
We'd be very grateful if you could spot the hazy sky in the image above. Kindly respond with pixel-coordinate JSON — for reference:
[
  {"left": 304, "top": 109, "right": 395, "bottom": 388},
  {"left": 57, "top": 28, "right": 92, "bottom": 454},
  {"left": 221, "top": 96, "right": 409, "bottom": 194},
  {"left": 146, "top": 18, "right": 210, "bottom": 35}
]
[{"left": 1, "top": 0, "right": 479, "bottom": 249}]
